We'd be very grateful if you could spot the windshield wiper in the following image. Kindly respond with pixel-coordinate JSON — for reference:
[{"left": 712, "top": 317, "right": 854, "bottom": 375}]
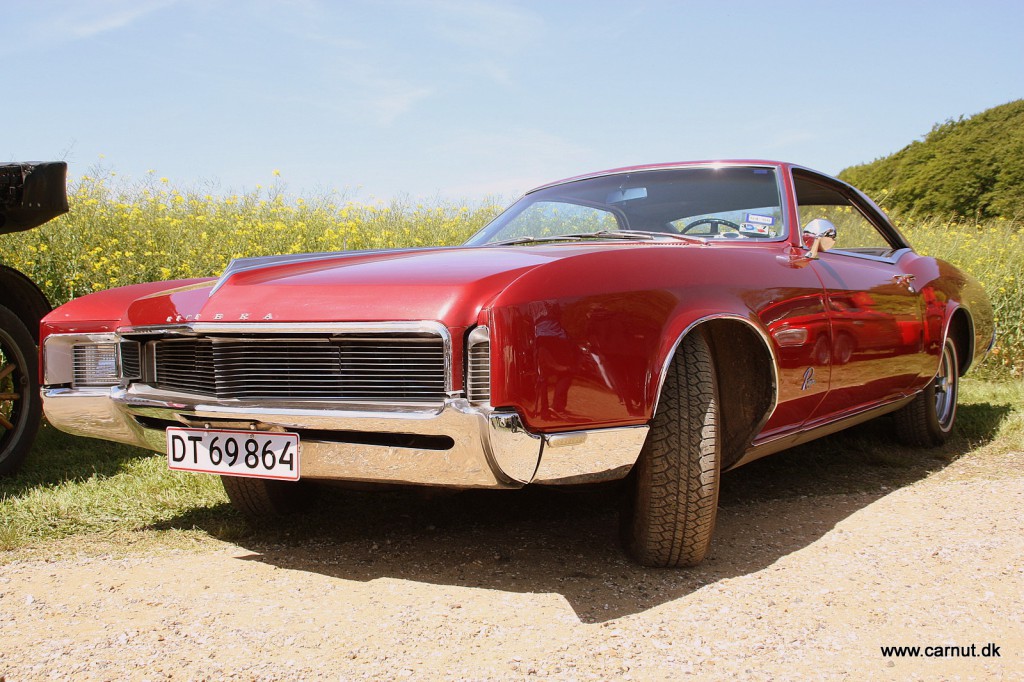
[
  {"left": 488, "top": 230, "right": 705, "bottom": 246},
  {"left": 587, "top": 229, "right": 706, "bottom": 244},
  {"left": 488, "top": 234, "right": 588, "bottom": 246}
]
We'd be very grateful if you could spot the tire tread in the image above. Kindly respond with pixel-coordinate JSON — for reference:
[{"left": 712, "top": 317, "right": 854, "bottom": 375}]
[
  {"left": 623, "top": 331, "right": 720, "bottom": 567},
  {"left": 221, "top": 475, "right": 305, "bottom": 521}
]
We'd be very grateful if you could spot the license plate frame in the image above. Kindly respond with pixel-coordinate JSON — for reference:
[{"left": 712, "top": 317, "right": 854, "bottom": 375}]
[{"left": 166, "top": 427, "right": 301, "bottom": 481}]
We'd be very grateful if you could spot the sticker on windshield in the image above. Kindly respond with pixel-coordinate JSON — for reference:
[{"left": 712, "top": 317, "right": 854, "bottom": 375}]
[{"left": 745, "top": 213, "right": 775, "bottom": 225}]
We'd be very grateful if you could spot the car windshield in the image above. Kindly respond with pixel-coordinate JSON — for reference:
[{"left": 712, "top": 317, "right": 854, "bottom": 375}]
[{"left": 465, "top": 166, "right": 785, "bottom": 246}]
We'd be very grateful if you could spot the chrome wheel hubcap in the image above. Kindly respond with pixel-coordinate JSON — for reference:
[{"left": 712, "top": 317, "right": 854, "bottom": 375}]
[{"left": 933, "top": 343, "right": 957, "bottom": 430}]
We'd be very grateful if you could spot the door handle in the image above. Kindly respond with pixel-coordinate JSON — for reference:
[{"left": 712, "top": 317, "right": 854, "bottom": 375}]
[{"left": 893, "top": 274, "right": 916, "bottom": 291}]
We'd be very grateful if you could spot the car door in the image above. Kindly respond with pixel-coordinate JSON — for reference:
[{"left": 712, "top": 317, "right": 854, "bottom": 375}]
[{"left": 793, "top": 170, "right": 931, "bottom": 421}]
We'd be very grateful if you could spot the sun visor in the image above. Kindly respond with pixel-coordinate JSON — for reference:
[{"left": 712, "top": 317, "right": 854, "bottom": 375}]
[{"left": 0, "top": 162, "right": 69, "bottom": 234}]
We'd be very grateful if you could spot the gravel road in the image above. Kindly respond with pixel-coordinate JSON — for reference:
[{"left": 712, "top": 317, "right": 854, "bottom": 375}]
[{"left": 2, "top": 439, "right": 1021, "bottom": 680}]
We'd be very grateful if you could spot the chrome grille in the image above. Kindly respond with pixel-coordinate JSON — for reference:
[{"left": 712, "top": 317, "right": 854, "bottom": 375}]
[
  {"left": 154, "top": 339, "right": 215, "bottom": 395},
  {"left": 466, "top": 327, "right": 490, "bottom": 405},
  {"left": 151, "top": 334, "right": 447, "bottom": 403},
  {"left": 119, "top": 340, "right": 142, "bottom": 380}
]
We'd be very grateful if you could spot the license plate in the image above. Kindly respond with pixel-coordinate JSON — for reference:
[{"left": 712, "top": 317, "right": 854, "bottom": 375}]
[{"left": 167, "top": 427, "right": 300, "bottom": 480}]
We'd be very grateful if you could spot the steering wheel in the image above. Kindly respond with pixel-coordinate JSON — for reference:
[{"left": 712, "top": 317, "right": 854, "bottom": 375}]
[{"left": 681, "top": 217, "right": 744, "bottom": 237}]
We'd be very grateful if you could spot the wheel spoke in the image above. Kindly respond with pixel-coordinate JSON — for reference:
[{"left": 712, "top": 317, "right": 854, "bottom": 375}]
[{"left": 1, "top": 358, "right": 21, "bottom": 431}]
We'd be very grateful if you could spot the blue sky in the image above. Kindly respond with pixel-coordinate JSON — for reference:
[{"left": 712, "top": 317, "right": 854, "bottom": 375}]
[{"left": 7, "top": 0, "right": 1023, "bottom": 201}]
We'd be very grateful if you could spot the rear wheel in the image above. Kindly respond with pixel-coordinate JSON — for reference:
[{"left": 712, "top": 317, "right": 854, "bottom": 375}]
[
  {"left": 0, "top": 304, "right": 42, "bottom": 477},
  {"left": 221, "top": 475, "right": 308, "bottom": 521},
  {"left": 621, "top": 331, "right": 720, "bottom": 567},
  {"left": 894, "top": 337, "right": 959, "bottom": 447}
]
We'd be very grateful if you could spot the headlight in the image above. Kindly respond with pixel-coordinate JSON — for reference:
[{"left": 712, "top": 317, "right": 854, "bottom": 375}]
[
  {"left": 43, "top": 334, "right": 119, "bottom": 387},
  {"left": 72, "top": 343, "right": 119, "bottom": 387}
]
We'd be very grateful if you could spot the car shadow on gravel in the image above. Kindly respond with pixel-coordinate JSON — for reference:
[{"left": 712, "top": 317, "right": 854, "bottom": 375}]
[{"left": 157, "top": 403, "right": 1010, "bottom": 624}]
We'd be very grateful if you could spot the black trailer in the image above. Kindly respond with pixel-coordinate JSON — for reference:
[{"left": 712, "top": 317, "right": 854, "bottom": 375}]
[{"left": 1, "top": 162, "right": 68, "bottom": 475}]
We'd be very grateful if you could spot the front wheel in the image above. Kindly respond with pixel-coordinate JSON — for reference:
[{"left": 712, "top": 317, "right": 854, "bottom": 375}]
[
  {"left": 221, "top": 475, "right": 308, "bottom": 522},
  {"left": 621, "top": 330, "right": 720, "bottom": 567},
  {"left": 894, "top": 337, "right": 959, "bottom": 447},
  {"left": 0, "top": 304, "right": 42, "bottom": 477}
]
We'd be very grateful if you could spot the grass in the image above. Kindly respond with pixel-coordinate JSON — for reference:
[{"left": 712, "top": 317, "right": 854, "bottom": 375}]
[
  {"left": 1, "top": 378, "right": 1020, "bottom": 561},
  {"left": 0, "top": 424, "right": 231, "bottom": 553}
]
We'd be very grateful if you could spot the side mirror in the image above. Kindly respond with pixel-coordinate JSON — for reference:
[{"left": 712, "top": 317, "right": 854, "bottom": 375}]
[{"left": 802, "top": 218, "right": 837, "bottom": 259}]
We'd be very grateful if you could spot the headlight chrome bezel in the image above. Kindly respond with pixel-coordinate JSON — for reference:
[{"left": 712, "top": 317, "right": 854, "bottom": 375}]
[{"left": 43, "top": 333, "right": 122, "bottom": 388}]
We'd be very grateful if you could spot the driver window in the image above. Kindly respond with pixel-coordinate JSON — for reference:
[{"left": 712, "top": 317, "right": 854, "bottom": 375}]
[{"left": 794, "top": 174, "right": 896, "bottom": 256}]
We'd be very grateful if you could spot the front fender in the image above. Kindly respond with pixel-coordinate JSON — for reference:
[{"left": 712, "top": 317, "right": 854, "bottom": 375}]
[
  {"left": 40, "top": 278, "right": 213, "bottom": 339},
  {"left": 485, "top": 246, "right": 774, "bottom": 432}
]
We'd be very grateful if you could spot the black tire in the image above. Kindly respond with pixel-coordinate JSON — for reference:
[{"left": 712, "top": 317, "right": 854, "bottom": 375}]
[
  {"left": 622, "top": 330, "right": 720, "bottom": 567},
  {"left": 0, "top": 304, "right": 42, "bottom": 477},
  {"left": 894, "top": 337, "right": 959, "bottom": 447},
  {"left": 221, "top": 474, "right": 307, "bottom": 521}
]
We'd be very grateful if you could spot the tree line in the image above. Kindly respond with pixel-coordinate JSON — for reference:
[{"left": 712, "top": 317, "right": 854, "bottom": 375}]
[{"left": 839, "top": 99, "right": 1024, "bottom": 220}]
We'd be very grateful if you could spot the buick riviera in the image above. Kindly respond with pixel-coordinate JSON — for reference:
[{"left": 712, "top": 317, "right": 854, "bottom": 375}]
[{"left": 39, "top": 161, "right": 993, "bottom": 567}]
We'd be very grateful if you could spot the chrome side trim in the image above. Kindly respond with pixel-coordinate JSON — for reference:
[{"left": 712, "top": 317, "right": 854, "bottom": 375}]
[
  {"left": 819, "top": 246, "right": 915, "bottom": 266},
  {"left": 940, "top": 305, "right": 976, "bottom": 376},
  {"left": 652, "top": 314, "right": 779, "bottom": 426},
  {"left": 734, "top": 394, "right": 915, "bottom": 469}
]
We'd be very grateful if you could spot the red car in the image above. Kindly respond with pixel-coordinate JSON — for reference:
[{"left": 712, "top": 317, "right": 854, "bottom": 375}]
[{"left": 39, "top": 161, "right": 994, "bottom": 567}]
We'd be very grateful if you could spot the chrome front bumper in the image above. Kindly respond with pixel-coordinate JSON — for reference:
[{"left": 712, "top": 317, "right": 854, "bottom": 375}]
[{"left": 42, "top": 386, "right": 648, "bottom": 489}]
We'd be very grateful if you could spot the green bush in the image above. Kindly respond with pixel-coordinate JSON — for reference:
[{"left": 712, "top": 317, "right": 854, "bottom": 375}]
[{"left": 840, "top": 99, "right": 1024, "bottom": 220}]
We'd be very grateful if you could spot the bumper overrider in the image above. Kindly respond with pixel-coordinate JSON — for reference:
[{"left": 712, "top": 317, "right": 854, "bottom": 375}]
[{"left": 41, "top": 328, "right": 648, "bottom": 488}]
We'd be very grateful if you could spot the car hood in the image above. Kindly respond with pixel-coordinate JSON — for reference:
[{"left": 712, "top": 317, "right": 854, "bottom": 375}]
[{"left": 121, "top": 245, "right": 624, "bottom": 328}]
